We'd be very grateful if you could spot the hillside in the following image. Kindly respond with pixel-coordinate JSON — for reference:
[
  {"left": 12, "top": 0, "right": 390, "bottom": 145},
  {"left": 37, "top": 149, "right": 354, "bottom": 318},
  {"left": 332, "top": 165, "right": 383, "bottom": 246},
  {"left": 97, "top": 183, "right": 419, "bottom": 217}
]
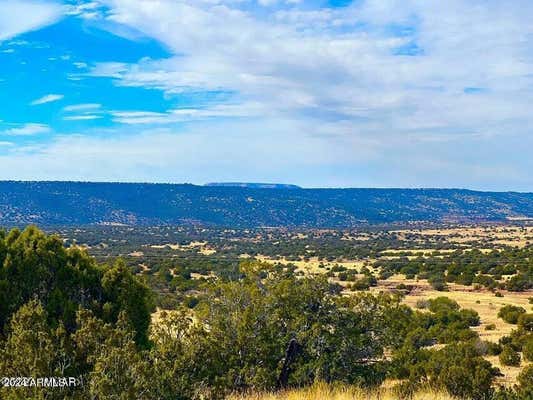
[{"left": 0, "top": 181, "right": 532, "bottom": 227}]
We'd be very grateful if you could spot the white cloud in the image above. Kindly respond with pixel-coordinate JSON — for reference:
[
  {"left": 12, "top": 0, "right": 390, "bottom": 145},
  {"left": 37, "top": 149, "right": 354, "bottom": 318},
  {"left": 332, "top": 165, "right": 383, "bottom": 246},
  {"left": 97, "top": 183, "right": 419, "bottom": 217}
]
[
  {"left": 1, "top": 123, "right": 50, "bottom": 136},
  {"left": 88, "top": 0, "right": 533, "bottom": 143},
  {"left": 63, "top": 103, "right": 102, "bottom": 112},
  {"left": 0, "top": 0, "right": 63, "bottom": 42},
  {"left": 63, "top": 115, "right": 103, "bottom": 121},
  {"left": 0, "top": 119, "right": 379, "bottom": 183},
  {"left": 73, "top": 61, "right": 88, "bottom": 69},
  {"left": 109, "top": 102, "right": 267, "bottom": 124},
  {"left": 30, "top": 94, "right": 64, "bottom": 105},
  {"left": 0, "top": 117, "right": 530, "bottom": 190},
  {"left": 3, "top": 0, "right": 532, "bottom": 189}
]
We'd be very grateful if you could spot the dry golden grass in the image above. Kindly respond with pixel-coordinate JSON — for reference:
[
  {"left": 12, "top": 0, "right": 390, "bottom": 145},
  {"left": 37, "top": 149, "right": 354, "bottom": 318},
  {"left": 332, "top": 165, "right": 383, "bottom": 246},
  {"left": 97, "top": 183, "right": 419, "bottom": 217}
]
[
  {"left": 151, "top": 241, "right": 216, "bottom": 254},
  {"left": 391, "top": 225, "right": 533, "bottom": 248},
  {"left": 401, "top": 286, "right": 531, "bottom": 341},
  {"left": 399, "top": 286, "right": 532, "bottom": 384},
  {"left": 227, "top": 383, "right": 453, "bottom": 400},
  {"left": 254, "top": 255, "right": 368, "bottom": 275},
  {"left": 485, "top": 356, "right": 530, "bottom": 386}
]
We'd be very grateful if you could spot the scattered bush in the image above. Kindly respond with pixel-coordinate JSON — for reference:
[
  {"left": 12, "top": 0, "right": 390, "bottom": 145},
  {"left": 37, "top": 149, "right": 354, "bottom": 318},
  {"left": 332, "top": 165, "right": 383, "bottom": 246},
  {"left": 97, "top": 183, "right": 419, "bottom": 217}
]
[
  {"left": 523, "top": 337, "right": 533, "bottom": 362},
  {"left": 499, "top": 345, "right": 521, "bottom": 366},
  {"left": 486, "top": 341, "right": 503, "bottom": 356},
  {"left": 498, "top": 305, "right": 526, "bottom": 324},
  {"left": 517, "top": 313, "right": 533, "bottom": 332},
  {"left": 485, "top": 323, "right": 496, "bottom": 331}
]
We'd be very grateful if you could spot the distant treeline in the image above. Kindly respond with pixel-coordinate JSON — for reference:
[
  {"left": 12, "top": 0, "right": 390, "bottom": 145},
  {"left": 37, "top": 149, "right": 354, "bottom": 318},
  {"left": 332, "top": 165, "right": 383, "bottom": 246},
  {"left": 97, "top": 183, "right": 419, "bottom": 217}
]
[{"left": 1, "top": 181, "right": 533, "bottom": 227}]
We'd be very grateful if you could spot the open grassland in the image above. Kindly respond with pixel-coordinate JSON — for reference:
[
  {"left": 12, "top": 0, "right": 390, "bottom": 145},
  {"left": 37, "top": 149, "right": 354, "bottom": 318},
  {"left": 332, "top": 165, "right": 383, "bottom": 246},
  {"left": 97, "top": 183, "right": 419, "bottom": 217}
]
[
  {"left": 253, "top": 255, "right": 368, "bottom": 274},
  {"left": 391, "top": 225, "right": 533, "bottom": 248},
  {"left": 400, "top": 286, "right": 532, "bottom": 385},
  {"left": 228, "top": 383, "right": 453, "bottom": 400},
  {"left": 401, "top": 286, "right": 531, "bottom": 340}
]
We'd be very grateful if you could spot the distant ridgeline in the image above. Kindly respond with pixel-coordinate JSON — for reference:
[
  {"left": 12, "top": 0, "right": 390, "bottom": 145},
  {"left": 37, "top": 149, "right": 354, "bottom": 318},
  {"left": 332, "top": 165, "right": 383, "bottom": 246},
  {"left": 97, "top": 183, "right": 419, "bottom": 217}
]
[
  {"left": 205, "top": 182, "right": 301, "bottom": 189},
  {"left": 0, "top": 181, "right": 532, "bottom": 227}
]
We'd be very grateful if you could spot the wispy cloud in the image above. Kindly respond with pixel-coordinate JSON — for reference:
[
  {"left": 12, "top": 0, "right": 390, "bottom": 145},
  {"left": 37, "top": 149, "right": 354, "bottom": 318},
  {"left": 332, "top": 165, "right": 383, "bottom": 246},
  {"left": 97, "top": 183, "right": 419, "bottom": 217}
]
[
  {"left": 90, "top": 0, "right": 533, "bottom": 140},
  {"left": 110, "top": 102, "right": 266, "bottom": 124},
  {"left": 1, "top": 123, "right": 50, "bottom": 136},
  {"left": 30, "top": 94, "right": 64, "bottom": 106},
  {"left": 0, "top": 0, "right": 63, "bottom": 42},
  {"left": 63, "top": 115, "right": 102, "bottom": 121},
  {"left": 63, "top": 103, "right": 102, "bottom": 112}
]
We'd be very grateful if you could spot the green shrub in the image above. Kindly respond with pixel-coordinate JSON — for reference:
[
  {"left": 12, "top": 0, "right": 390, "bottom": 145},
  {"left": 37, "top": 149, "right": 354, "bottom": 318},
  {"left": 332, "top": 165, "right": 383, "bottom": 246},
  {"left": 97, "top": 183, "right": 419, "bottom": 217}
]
[
  {"left": 184, "top": 296, "right": 199, "bottom": 309},
  {"left": 428, "top": 275, "right": 448, "bottom": 291},
  {"left": 415, "top": 299, "right": 429, "bottom": 309},
  {"left": 499, "top": 345, "right": 521, "bottom": 366},
  {"left": 498, "top": 305, "right": 526, "bottom": 324},
  {"left": 517, "top": 364, "right": 533, "bottom": 390},
  {"left": 424, "top": 343, "right": 499, "bottom": 400},
  {"left": 523, "top": 337, "right": 533, "bottom": 362},
  {"left": 517, "top": 313, "right": 533, "bottom": 332},
  {"left": 485, "top": 323, "right": 496, "bottom": 331},
  {"left": 428, "top": 297, "right": 460, "bottom": 313},
  {"left": 486, "top": 341, "right": 502, "bottom": 356}
]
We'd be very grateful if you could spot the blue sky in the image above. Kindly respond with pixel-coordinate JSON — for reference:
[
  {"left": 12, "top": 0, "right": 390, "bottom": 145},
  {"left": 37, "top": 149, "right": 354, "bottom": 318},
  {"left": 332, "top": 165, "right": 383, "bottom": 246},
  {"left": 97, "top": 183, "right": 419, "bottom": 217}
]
[{"left": 0, "top": 0, "right": 532, "bottom": 190}]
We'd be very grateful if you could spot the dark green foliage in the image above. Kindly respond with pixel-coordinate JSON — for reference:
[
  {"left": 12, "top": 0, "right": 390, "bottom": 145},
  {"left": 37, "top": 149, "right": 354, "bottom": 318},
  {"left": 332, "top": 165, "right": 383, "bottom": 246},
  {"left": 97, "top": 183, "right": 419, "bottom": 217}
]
[
  {"left": 498, "top": 305, "right": 526, "bottom": 324},
  {"left": 485, "top": 341, "right": 502, "bottom": 356},
  {"left": 499, "top": 345, "right": 521, "bottom": 366},
  {"left": 0, "top": 226, "right": 152, "bottom": 345},
  {"left": 394, "top": 342, "right": 499, "bottom": 400},
  {"left": 523, "top": 336, "right": 533, "bottom": 362},
  {"left": 517, "top": 313, "right": 533, "bottom": 332},
  {"left": 428, "top": 274, "right": 448, "bottom": 291},
  {"left": 517, "top": 365, "right": 533, "bottom": 393},
  {"left": 191, "top": 272, "right": 397, "bottom": 392},
  {"left": 485, "top": 323, "right": 496, "bottom": 331}
]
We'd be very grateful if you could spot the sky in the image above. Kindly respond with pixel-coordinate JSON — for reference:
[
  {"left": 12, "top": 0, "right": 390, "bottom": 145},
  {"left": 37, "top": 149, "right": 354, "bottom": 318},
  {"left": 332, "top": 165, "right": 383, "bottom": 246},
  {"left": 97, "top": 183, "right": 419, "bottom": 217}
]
[{"left": 0, "top": 0, "right": 532, "bottom": 190}]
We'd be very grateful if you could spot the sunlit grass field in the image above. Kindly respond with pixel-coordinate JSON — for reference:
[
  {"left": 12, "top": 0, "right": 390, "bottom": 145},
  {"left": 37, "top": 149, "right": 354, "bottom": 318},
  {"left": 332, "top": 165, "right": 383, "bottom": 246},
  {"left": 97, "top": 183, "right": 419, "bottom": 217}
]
[{"left": 228, "top": 383, "right": 453, "bottom": 400}]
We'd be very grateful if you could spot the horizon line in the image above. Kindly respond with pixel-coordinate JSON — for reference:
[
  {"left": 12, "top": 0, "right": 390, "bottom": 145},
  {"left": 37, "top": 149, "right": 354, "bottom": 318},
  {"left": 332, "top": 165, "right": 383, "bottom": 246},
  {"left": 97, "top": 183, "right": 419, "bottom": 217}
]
[{"left": 0, "top": 180, "right": 532, "bottom": 194}]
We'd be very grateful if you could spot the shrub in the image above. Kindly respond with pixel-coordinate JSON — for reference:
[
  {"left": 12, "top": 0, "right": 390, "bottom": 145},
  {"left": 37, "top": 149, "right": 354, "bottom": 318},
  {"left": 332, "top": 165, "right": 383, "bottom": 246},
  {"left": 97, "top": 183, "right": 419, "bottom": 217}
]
[
  {"left": 517, "top": 364, "right": 533, "bottom": 390},
  {"left": 460, "top": 309, "right": 481, "bottom": 326},
  {"left": 523, "top": 337, "right": 533, "bottom": 362},
  {"left": 424, "top": 343, "right": 499, "bottom": 400},
  {"left": 428, "top": 275, "right": 448, "bottom": 291},
  {"left": 499, "top": 345, "right": 521, "bottom": 366},
  {"left": 428, "top": 297, "right": 460, "bottom": 313},
  {"left": 485, "top": 323, "right": 496, "bottom": 331},
  {"left": 486, "top": 341, "right": 502, "bottom": 356},
  {"left": 517, "top": 313, "right": 533, "bottom": 332},
  {"left": 498, "top": 305, "right": 526, "bottom": 324},
  {"left": 415, "top": 299, "right": 429, "bottom": 309},
  {"left": 184, "top": 296, "right": 199, "bottom": 309}
]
